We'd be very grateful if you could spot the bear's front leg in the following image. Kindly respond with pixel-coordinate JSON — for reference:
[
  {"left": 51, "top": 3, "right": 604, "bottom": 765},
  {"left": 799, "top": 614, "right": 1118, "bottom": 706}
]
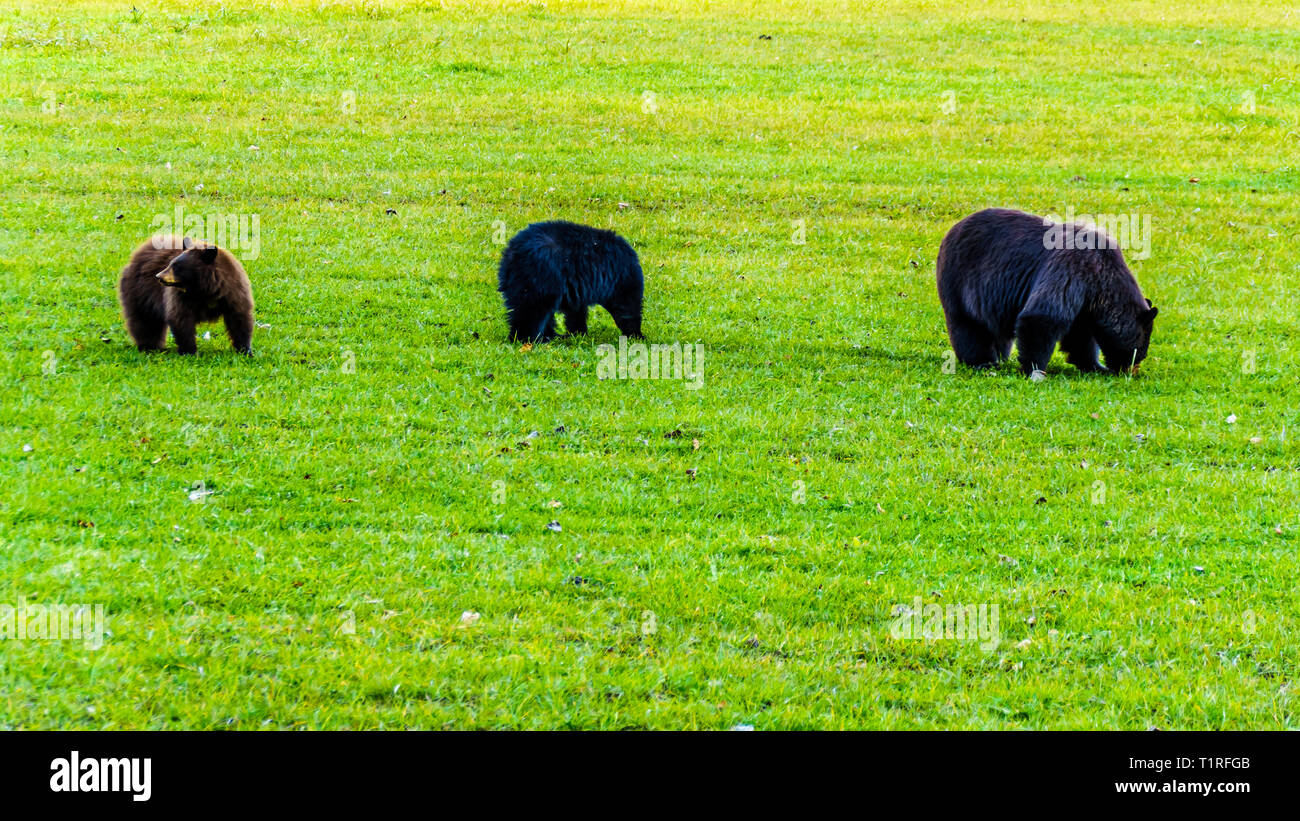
[
  {"left": 603, "top": 293, "right": 644, "bottom": 340},
  {"left": 1060, "top": 322, "right": 1104, "bottom": 373},
  {"left": 225, "top": 310, "right": 255, "bottom": 354},
  {"left": 1014, "top": 274, "right": 1087, "bottom": 377},
  {"left": 170, "top": 316, "right": 198, "bottom": 355},
  {"left": 1014, "top": 312, "right": 1067, "bottom": 376},
  {"left": 128, "top": 315, "right": 168, "bottom": 352}
]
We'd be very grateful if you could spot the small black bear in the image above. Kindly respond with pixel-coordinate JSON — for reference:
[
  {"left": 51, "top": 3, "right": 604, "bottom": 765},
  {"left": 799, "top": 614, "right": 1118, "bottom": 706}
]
[
  {"left": 936, "top": 208, "right": 1157, "bottom": 376},
  {"left": 497, "top": 221, "right": 644, "bottom": 342},
  {"left": 118, "top": 235, "right": 255, "bottom": 355}
]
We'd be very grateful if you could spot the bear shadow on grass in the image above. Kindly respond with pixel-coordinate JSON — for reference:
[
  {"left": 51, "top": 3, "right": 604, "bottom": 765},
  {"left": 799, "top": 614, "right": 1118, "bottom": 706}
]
[
  {"left": 492, "top": 317, "right": 636, "bottom": 347},
  {"left": 841, "top": 340, "right": 1127, "bottom": 380},
  {"left": 104, "top": 325, "right": 269, "bottom": 363}
]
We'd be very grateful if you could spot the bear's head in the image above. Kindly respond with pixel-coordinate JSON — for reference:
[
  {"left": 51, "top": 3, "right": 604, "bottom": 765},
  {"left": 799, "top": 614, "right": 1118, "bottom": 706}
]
[
  {"left": 155, "top": 237, "right": 220, "bottom": 293},
  {"left": 1098, "top": 297, "right": 1158, "bottom": 373}
]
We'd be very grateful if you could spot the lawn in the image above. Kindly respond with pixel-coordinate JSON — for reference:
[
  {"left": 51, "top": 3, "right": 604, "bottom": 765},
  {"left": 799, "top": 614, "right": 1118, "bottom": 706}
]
[{"left": 0, "top": 0, "right": 1297, "bottom": 729}]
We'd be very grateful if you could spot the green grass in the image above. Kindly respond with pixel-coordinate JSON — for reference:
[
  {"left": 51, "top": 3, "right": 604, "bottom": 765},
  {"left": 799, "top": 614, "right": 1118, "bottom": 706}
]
[{"left": 1, "top": 0, "right": 1297, "bottom": 729}]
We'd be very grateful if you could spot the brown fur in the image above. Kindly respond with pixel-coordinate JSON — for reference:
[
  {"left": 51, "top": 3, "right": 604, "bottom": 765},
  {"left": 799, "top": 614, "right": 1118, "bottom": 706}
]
[{"left": 117, "top": 235, "right": 255, "bottom": 355}]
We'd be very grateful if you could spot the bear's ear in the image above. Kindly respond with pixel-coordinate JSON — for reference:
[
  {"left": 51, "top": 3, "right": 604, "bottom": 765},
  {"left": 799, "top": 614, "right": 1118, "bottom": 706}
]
[
  {"left": 182, "top": 236, "right": 195, "bottom": 250},
  {"left": 1145, "top": 297, "right": 1153, "bottom": 308},
  {"left": 1143, "top": 305, "right": 1158, "bottom": 323},
  {"left": 199, "top": 245, "right": 219, "bottom": 264}
]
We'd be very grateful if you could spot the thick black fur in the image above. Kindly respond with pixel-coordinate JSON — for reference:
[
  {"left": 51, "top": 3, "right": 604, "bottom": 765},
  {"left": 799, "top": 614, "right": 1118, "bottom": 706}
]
[
  {"left": 497, "top": 221, "right": 644, "bottom": 342},
  {"left": 936, "top": 208, "right": 1157, "bottom": 376}
]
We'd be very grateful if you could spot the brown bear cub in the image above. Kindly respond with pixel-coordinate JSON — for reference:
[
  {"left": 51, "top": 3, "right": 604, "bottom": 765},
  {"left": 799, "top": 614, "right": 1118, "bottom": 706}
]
[
  {"left": 118, "top": 236, "right": 255, "bottom": 355},
  {"left": 936, "top": 208, "right": 1157, "bottom": 377}
]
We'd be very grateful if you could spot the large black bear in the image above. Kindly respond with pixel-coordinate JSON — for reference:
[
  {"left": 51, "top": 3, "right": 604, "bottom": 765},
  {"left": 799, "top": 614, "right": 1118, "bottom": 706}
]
[
  {"left": 936, "top": 208, "right": 1157, "bottom": 376},
  {"left": 118, "top": 235, "right": 255, "bottom": 355},
  {"left": 497, "top": 221, "right": 644, "bottom": 342}
]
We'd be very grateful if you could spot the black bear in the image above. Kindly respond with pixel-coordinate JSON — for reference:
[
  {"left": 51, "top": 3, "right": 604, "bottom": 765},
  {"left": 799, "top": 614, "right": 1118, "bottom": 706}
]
[
  {"left": 936, "top": 208, "right": 1157, "bottom": 376},
  {"left": 497, "top": 221, "right": 644, "bottom": 342},
  {"left": 118, "top": 235, "right": 255, "bottom": 355}
]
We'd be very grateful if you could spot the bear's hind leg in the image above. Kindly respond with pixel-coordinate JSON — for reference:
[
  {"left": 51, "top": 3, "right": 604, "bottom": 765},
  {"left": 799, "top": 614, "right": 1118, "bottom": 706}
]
[
  {"left": 507, "top": 295, "right": 561, "bottom": 343},
  {"left": 127, "top": 314, "right": 168, "bottom": 352},
  {"left": 541, "top": 314, "right": 559, "bottom": 341},
  {"left": 948, "top": 319, "right": 1002, "bottom": 369},
  {"left": 1060, "top": 322, "right": 1103, "bottom": 373},
  {"left": 562, "top": 306, "right": 589, "bottom": 336}
]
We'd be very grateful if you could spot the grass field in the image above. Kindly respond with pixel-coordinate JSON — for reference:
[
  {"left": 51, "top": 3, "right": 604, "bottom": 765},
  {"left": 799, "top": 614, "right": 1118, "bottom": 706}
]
[{"left": 1, "top": 0, "right": 1298, "bottom": 729}]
